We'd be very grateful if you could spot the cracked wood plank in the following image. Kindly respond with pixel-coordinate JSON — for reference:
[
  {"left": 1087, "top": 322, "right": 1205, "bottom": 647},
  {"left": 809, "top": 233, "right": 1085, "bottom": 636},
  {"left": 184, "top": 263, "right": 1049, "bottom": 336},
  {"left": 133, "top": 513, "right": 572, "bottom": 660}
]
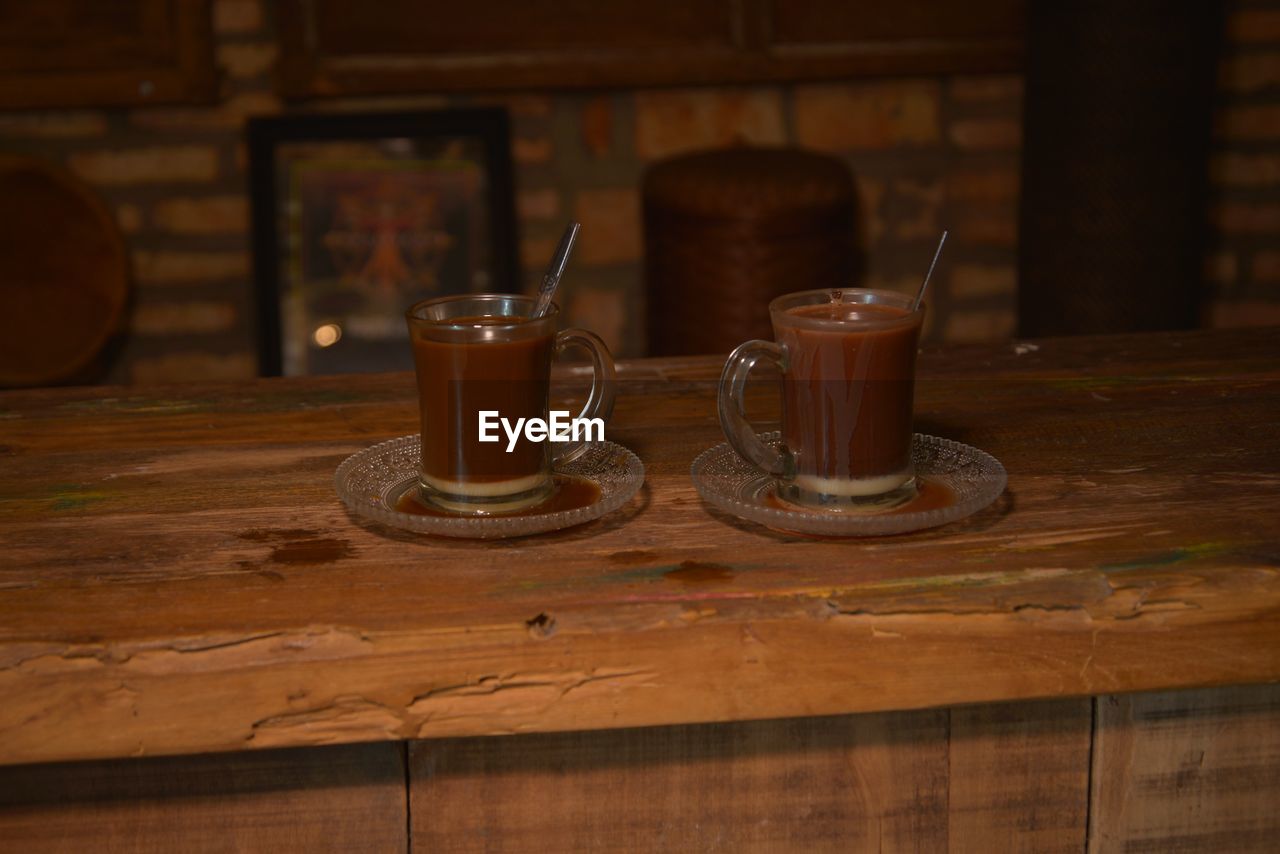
[{"left": 0, "top": 328, "right": 1278, "bottom": 766}]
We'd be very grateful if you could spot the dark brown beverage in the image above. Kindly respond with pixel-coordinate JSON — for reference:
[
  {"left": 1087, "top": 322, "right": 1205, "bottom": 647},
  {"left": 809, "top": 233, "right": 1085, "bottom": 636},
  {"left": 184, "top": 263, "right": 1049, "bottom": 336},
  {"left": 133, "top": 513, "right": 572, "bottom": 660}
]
[
  {"left": 719, "top": 289, "right": 926, "bottom": 511},
  {"left": 410, "top": 314, "right": 553, "bottom": 507},
  {"left": 406, "top": 293, "right": 617, "bottom": 515},
  {"left": 776, "top": 301, "right": 922, "bottom": 498}
]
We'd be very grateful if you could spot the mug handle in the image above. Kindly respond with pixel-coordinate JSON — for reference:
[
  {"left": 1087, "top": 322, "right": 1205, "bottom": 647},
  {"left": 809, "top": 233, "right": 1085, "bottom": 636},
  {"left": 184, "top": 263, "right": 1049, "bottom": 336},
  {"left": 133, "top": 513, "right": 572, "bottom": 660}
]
[
  {"left": 718, "top": 340, "right": 790, "bottom": 477},
  {"left": 552, "top": 327, "right": 616, "bottom": 464}
]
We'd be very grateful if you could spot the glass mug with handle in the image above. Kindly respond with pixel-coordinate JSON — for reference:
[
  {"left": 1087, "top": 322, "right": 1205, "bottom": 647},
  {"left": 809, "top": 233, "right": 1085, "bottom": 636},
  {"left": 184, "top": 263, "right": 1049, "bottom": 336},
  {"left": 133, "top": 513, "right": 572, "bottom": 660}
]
[
  {"left": 718, "top": 288, "right": 925, "bottom": 512},
  {"left": 406, "top": 294, "right": 615, "bottom": 514}
]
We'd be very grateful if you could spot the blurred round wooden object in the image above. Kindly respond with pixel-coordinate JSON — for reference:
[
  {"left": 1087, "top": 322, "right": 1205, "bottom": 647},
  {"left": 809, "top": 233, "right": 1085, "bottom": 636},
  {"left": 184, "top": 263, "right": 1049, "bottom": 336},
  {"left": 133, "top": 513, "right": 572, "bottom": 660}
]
[
  {"left": 643, "top": 147, "right": 858, "bottom": 356},
  {"left": 0, "top": 154, "right": 129, "bottom": 387}
]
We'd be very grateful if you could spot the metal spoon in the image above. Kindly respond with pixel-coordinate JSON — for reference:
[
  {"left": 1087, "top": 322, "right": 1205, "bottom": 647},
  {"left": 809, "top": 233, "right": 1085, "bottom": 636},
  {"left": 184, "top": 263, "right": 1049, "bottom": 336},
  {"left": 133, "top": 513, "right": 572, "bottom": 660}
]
[
  {"left": 912, "top": 230, "right": 948, "bottom": 312},
  {"left": 530, "top": 221, "right": 581, "bottom": 319}
]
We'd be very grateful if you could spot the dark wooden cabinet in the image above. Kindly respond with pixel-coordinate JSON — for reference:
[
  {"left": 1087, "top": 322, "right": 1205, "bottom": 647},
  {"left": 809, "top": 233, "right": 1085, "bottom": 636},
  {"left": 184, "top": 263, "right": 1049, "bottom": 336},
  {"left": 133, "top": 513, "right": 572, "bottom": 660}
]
[
  {"left": 0, "top": 0, "right": 215, "bottom": 109},
  {"left": 278, "top": 0, "right": 1024, "bottom": 96}
]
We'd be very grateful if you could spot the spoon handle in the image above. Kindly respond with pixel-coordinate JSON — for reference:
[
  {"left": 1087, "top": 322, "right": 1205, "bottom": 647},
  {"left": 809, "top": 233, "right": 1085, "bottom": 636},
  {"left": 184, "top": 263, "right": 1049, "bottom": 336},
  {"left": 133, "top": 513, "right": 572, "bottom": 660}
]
[
  {"left": 531, "top": 221, "right": 581, "bottom": 319},
  {"left": 911, "top": 230, "right": 948, "bottom": 312}
]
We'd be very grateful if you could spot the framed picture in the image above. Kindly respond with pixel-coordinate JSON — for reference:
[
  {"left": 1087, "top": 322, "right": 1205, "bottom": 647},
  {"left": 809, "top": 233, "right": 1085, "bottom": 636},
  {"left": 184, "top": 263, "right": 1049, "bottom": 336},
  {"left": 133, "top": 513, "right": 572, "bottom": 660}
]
[{"left": 248, "top": 109, "right": 517, "bottom": 376}]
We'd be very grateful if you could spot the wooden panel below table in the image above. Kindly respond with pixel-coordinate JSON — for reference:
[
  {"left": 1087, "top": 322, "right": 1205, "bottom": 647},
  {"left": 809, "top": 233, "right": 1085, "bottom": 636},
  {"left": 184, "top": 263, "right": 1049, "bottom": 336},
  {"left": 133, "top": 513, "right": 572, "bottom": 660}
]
[
  {"left": 949, "top": 700, "right": 1093, "bottom": 853},
  {"left": 0, "top": 742, "right": 406, "bottom": 853},
  {"left": 1089, "top": 683, "right": 1280, "bottom": 853},
  {"left": 408, "top": 698, "right": 1091, "bottom": 852},
  {"left": 0, "top": 685, "right": 1276, "bottom": 851}
]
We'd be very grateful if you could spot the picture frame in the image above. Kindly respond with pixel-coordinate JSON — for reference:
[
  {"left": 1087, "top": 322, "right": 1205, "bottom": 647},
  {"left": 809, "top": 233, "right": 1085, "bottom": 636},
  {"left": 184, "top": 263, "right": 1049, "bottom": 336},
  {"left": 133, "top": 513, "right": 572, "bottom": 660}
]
[{"left": 248, "top": 109, "right": 518, "bottom": 376}]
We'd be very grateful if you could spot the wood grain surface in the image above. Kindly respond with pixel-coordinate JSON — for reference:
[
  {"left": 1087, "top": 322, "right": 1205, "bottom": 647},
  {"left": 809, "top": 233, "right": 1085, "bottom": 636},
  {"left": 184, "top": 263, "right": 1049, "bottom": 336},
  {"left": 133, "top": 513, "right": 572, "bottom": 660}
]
[
  {"left": 0, "top": 742, "right": 406, "bottom": 853},
  {"left": 0, "top": 0, "right": 216, "bottom": 110},
  {"left": 277, "top": 0, "right": 1022, "bottom": 95},
  {"left": 0, "top": 328, "right": 1277, "bottom": 767},
  {"left": 412, "top": 710, "right": 950, "bottom": 851},
  {"left": 408, "top": 698, "right": 1090, "bottom": 852},
  {"left": 1088, "top": 683, "right": 1280, "bottom": 853},
  {"left": 948, "top": 700, "right": 1092, "bottom": 853}
]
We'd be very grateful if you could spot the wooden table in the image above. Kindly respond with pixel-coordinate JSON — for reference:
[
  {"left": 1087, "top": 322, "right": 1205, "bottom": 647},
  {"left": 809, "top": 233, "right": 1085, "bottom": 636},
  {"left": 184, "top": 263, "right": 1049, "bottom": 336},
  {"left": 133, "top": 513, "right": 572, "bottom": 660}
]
[{"left": 1, "top": 328, "right": 1278, "bottom": 852}]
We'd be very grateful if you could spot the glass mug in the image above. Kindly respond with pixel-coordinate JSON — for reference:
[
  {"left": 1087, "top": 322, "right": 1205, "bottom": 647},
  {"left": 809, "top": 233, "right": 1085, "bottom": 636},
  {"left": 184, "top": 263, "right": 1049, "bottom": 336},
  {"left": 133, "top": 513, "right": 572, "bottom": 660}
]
[
  {"left": 406, "top": 294, "right": 615, "bottom": 514},
  {"left": 718, "top": 289, "right": 925, "bottom": 511}
]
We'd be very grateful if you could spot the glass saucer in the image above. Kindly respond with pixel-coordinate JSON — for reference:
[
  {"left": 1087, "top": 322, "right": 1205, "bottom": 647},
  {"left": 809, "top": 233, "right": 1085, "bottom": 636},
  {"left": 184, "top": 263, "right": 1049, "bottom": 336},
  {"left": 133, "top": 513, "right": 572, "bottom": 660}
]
[
  {"left": 690, "top": 432, "right": 1006, "bottom": 537},
  {"left": 335, "top": 436, "right": 644, "bottom": 539}
]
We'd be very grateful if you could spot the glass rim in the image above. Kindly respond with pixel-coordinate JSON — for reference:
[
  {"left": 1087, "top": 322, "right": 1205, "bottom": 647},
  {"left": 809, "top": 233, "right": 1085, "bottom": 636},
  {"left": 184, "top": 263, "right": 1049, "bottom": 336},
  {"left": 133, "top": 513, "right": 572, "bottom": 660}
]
[
  {"left": 768, "top": 288, "right": 922, "bottom": 332},
  {"left": 405, "top": 293, "right": 559, "bottom": 331}
]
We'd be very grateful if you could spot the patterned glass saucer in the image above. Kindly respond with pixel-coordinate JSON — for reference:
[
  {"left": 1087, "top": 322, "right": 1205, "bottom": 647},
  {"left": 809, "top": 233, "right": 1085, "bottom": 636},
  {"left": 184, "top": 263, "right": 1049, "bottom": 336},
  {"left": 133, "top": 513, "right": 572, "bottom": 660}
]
[
  {"left": 335, "top": 436, "right": 644, "bottom": 539},
  {"left": 690, "top": 432, "right": 1006, "bottom": 537}
]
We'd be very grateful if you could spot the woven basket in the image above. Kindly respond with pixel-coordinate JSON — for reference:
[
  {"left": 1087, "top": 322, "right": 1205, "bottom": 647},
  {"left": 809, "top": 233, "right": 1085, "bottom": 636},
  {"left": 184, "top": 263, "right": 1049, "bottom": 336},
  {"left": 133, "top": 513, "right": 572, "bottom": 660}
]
[{"left": 643, "top": 147, "right": 857, "bottom": 356}]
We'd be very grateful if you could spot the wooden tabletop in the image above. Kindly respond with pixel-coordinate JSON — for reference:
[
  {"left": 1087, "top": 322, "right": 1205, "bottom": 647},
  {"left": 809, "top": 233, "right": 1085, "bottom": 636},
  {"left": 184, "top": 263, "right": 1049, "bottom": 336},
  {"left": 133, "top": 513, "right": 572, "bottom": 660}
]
[{"left": 1, "top": 328, "right": 1278, "bottom": 767}]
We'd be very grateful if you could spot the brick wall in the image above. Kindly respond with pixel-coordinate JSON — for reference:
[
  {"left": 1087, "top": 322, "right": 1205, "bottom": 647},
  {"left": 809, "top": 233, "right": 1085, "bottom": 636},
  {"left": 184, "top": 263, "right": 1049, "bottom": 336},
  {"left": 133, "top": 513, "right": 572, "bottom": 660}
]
[
  {"left": 0, "top": 0, "right": 1271, "bottom": 384},
  {"left": 1208, "top": 1, "right": 1280, "bottom": 327}
]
